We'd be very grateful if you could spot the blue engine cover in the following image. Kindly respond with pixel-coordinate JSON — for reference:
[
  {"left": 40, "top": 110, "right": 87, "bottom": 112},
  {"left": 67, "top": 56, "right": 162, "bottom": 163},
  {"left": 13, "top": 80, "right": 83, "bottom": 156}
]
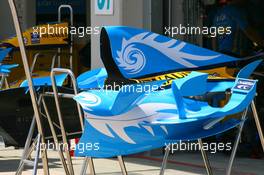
[{"left": 104, "top": 26, "right": 238, "bottom": 79}]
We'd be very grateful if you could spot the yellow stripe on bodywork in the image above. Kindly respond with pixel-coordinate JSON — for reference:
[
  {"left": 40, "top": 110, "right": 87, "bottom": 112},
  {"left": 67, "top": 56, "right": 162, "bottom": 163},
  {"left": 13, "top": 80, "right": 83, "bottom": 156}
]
[
  {"left": 2, "top": 23, "right": 69, "bottom": 47},
  {"left": 132, "top": 67, "right": 236, "bottom": 87}
]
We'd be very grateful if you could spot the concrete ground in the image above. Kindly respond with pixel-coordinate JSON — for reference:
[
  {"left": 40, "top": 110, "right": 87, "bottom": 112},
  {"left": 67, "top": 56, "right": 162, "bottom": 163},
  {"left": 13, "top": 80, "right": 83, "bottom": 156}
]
[{"left": 0, "top": 148, "right": 263, "bottom": 175}]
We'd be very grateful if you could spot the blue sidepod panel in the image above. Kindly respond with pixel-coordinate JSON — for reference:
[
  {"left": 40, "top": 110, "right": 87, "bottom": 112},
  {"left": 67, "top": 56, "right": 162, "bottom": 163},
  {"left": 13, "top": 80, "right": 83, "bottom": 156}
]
[
  {"left": 20, "top": 74, "right": 68, "bottom": 88},
  {"left": 0, "top": 48, "right": 12, "bottom": 62},
  {"left": 103, "top": 26, "right": 239, "bottom": 79},
  {"left": 0, "top": 64, "right": 19, "bottom": 74},
  {"left": 0, "top": 48, "right": 17, "bottom": 74},
  {"left": 77, "top": 68, "right": 107, "bottom": 90},
  {"left": 73, "top": 72, "right": 257, "bottom": 158}
]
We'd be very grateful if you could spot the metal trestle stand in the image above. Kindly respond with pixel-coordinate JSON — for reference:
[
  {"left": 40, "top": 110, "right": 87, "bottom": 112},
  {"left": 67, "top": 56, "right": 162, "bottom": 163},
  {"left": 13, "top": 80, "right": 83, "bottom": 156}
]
[
  {"left": 8, "top": 0, "right": 50, "bottom": 174},
  {"left": 159, "top": 106, "right": 254, "bottom": 175},
  {"left": 50, "top": 68, "right": 128, "bottom": 175},
  {"left": 0, "top": 73, "right": 9, "bottom": 90},
  {"left": 251, "top": 101, "right": 264, "bottom": 152}
]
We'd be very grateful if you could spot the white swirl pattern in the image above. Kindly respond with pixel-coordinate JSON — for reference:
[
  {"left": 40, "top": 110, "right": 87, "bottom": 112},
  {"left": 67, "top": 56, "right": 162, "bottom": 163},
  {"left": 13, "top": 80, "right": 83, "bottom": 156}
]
[
  {"left": 79, "top": 93, "right": 102, "bottom": 110},
  {"left": 116, "top": 32, "right": 220, "bottom": 75}
]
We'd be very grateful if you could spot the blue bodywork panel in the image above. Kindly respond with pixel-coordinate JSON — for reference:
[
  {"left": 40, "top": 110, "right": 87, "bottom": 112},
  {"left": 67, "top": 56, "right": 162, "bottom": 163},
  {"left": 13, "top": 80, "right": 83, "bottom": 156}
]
[
  {"left": 77, "top": 68, "right": 107, "bottom": 90},
  {"left": 70, "top": 25, "right": 262, "bottom": 157},
  {"left": 73, "top": 71, "right": 257, "bottom": 157},
  {"left": 20, "top": 74, "right": 68, "bottom": 88},
  {"left": 0, "top": 48, "right": 17, "bottom": 74},
  {"left": 0, "top": 64, "right": 19, "bottom": 74},
  {"left": 0, "top": 48, "right": 12, "bottom": 62},
  {"left": 103, "top": 26, "right": 239, "bottom": 79}
]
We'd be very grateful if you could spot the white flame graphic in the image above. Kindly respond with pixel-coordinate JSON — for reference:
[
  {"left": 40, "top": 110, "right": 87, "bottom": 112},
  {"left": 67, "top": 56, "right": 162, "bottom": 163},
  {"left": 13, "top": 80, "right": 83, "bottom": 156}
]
[
  {"left": 116, "top": 32, "right": 220, "bottom": 74},
  {"left": 83, "top": 103, "right": 176, "bottom": 144}
]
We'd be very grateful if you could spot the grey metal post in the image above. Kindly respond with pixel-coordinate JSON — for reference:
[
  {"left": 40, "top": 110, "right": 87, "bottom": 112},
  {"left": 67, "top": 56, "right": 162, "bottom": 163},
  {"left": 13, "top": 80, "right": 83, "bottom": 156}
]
[
  {"left": 198, "top": 139, "right": 213, "bottom": 175},
  {"left": 51, "top": 68, "right": 84, "bottom": 128},
  {"left": 30, "top": 53, "right": 58, "bottom": 73},
  {"left": 251, "top": 101, "right": 264, "bottom": 151},
  {"left": 4, "top": 76, "right": 10, "bottom": 89},
  {"left": 168, "top": 0, "right": 172, "bottom": 28},
  {"left": 50, "top": 69, "right": 75, "bottom": 174},
  {"left": 0, "top": 74, "right": 6, "bottom": 89},
  {"left": 159, "top": 144, "right": 171, "bottom": 175},
  {"left": 16, "top": 117, "right": 36, "bottom": 175},
  {"left": 226, "top": 108, "right": 248, "bottom": 175},
  {"left": 30, "top": 53, "right": 40, "bottom": 73},
  {"left": 80, "top": 158, "right": 95, "bottom": 175},
  {"left": 58, "top": 5, "right": 73, "bottom": 70},
  {"left": 33, "top": 134, "right": 41, "bottom": 175},
  {"left": 8, "top": 1, "right": 49, "bottom": 174},
  {"left": 118, "top": 156, "right": 128, "bottom": 175},
  {"left": 41, "top": 95, "right": 70, "bottom": 175},
  {"left": 51, "top": 68, "right": 96, "bottom": 175}
]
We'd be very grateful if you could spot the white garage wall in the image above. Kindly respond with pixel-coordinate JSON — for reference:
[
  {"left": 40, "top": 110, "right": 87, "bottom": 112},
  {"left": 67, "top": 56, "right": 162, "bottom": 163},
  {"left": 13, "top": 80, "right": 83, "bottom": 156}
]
[{"left": 90, "top": 0, "right": 123, "bottom": 69}]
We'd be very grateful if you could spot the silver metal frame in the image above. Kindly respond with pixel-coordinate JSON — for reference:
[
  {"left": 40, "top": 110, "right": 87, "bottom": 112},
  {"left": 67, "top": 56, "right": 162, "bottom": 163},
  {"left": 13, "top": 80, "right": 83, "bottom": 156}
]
[
  {"left": 41, "top": 94, "right": 70, "bottom": 174},
  {"left": 4, "top": 75, "right": 10, "bottom": 89},
  {"left": 198, "top": 139, "right": 213, "bottom": 175},
  {"left": 50, "top": 68, "right": 128, "bottom": 175},
  {"left": 51, "top": 68, "right": 97, "bottom": 175},
  {"left": 50, "top": 68, "right": 80, "bottom": 174},
  {"left": 168, "top": 0, "right": 172, "bottom": 29},
  {"left": 226, "top": 108, "right": 248, "bottom": 175},
  {"left": 8, "top": 0, "right": 50, "bottom": 174},
  {"left": 33, "top": 134, "right": 41, "bottom": 175},
  {"left": 58, "top": 5, "right": 73, "bottom": 70},
  {"left": 16, "top": 97, "right": 42, "bottom": 175},
  {"left": 30, "top": 53, "right": 57, "bottom": 74},
  {"left": 118, "top": 156, "right": 128, "bottom": 175},
  {"left": 159, "top": 106, "right": 254, "bottom": 175},
  {"left": 0, "top": 73, "right": 8, "bottom": 89},
  {"left": 16, "top": 93, "right": 72, "bottom": 175},
  {"left": 159, "top": 141, "right": 213, "bottom": 175},
  {"left": 251, "top": 101, "right": 264, "bottom": 151},
  {"left": 159, "top": 144, "right": 171, "bottom": 175}
]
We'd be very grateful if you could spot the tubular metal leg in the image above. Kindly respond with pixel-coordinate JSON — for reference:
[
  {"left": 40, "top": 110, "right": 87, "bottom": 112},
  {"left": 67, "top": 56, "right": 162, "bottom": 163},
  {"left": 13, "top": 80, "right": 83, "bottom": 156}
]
[
  {"left": 41, "top": 96, "right": 70, "bottom": 175},
  {"left": 4, "top": 76, "right": 9, "bottom": 89},
  {"left": 80, "top": 157, "right": 95, "bottom": 175},
  {"left": 251, "top": 101, "right": 264, "bottom": 152},
  {"left": 50, "top": 68, "right": 126, "bottom": 175},
  {"left": 58, "top": 5, "right": 73, "bottom": 70},
  {"left": 80, "top": 155, "right": 126, "bottom": 175},
  {"left": 0, "top": 75, "right": 5, "bottom": 89},
  {"left": 159, "top": 144, "right": 171, "bottom": 175},
  {"left": 8, "top": 0, "right": 49, "bottom": 174},
  {"left": 118, "top": 156, "right": 128, "bottom": 175},
  {"left": 33, "top": 134, "right": 41, "bottom": 175},
  {"left": 198, "top": 139, "right": 213, "bottom": 175},
  {"left": 17, "top": 96, "right": 43, "bottom": 175},
  {"left": 51, "top": 69, "right": 99, "bottom": 175},
  {"left": 17, "top": 136, "right": 40, "bottom": 175},
  {"left": 16, "top": 118, "right": 36, "bottom": 175},
  {"left": 80, "top": 158, "right": 88, "bottom": 175},
  {"left": 226, "top": 108, "right": 248, "bottom": 175},
  {"left": 88, "top": 158, "right": 96, "bottom": 175},
  {"left": 50, "top": 70, "right": 78, "bottom": 174}
]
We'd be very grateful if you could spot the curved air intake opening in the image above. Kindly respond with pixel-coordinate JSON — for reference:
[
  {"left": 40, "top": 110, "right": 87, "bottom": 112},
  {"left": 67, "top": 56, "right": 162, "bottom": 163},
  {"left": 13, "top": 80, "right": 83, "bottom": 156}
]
[{"left": 100, "top": 27, "right": 136, "bottom": 87}]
